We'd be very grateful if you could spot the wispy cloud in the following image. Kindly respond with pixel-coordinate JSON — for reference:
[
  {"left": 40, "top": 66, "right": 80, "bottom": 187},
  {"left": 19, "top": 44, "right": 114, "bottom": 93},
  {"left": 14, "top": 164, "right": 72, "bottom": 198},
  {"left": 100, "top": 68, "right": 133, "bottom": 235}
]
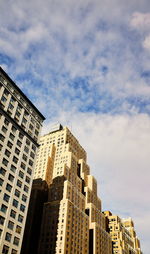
[{"left": 0, "top": 0, "right": 150, "bottom": 252}]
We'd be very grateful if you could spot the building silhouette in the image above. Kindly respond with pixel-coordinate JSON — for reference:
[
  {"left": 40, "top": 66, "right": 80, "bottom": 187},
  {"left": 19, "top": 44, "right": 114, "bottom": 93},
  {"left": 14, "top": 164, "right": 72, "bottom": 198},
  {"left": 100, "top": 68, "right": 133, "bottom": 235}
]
[{"left": 0, "top": 67, "right": 45, "bottom": 254}]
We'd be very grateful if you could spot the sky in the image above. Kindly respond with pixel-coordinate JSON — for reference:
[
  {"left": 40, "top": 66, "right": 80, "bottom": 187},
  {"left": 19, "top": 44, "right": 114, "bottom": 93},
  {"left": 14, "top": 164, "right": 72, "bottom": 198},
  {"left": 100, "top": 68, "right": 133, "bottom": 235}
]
[{"left": 0, "top": 0, "right": 150, "bottom": 252}]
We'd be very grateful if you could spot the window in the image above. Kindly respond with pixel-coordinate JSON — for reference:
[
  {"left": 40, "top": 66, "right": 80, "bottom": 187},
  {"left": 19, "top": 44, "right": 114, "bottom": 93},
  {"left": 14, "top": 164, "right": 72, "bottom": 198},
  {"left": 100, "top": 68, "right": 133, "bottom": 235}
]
[
  {"left": 9, "top": 133, "right": 15, "bottom": 141},
  {"left": 8, "top": 221, "right": 14, "bottom": 230},
  {"left": 17, "top": 140, "right": 22, "bottom": 147},
  {"left": 11, "top": 126, "right": 17, "bottom": 133},
  {"left": 13, "top": 237, "right": 19, "bottom": 246},
  {"left": 20, "top": 204, "right": 25, "bottom": 212},
  {"left": 13, "top": 199, "right": 18, "bottom": 208},
  {"left": 0, "top": 134, "right": 5, "bottom": 141},
  {"left": 4, "top": 119, "right": 9, "bottom": 126},
  {"left": 10, "top": 164, "right": 16, "bottom": 173},
  {"left": 13, "top": 156, "right": 18, "bottom": 164},
  {"left": 8, "top": 174, "right": 14, "bottom": 182},
  {"left": 10, "top": 210, "right": 16, "bottom": 219},
  {"left": 22, "top": 154, "right": 27, "bottom": 162},
  {"left": 32, "top": 144, "right": 36, "bottom": 151},
  {"left": 0, "top": 143, "right": 3, "bottom": 151},
  {"left": 2, "top": 158, "right": 8, "bottom": 166},
  {"left": 27, "top": 167, "right": 32, "bottom": 175},
  {"left": 6, "top": 183, "right": 12, "bottom": 192},
  {"left": 0, "top": 215, "right": 5, "bottom": 225},
  {"left": 25, "top": 176, "right": 30, "bottom": 184},
  {"left": 12, "top": 249, "right": 17, "bottom": 254},
  {"left": 2, "top": 245, "right": 9, "bottom": 254},
  {"left": 26, "top": 139, "right": 30, "bottom": 146},
  {"left": 24, "top": 185, "right": 29, "bottom": 193},
  {"left": 18, "top": 214, "right": 23, "bottom": 223},
  {"left": 16, "top": 225, "right": 21, "bottom": 234},
  {"left": 5, "top": 149, "right": 11, "bottom": 158},
  {"left": 19, "top": 132, "right": 24, "bottom": 139},
  {"left": 20, "top": 162, "right": 26, "bottom": 170},
  {"left": 3, "top": 194, "right": 10, "bottom": 203},
  {"left": 1, "top": 204, "right": 8, "bottom": 214},
  {"left": 17, "top": 180, "right": 22, "bottom": 188},
  {"left": 2, "top": 126, "right": 7, "bottom": 133},
  {"left": 15, "top": 148, "right": 20, "bottom": 155},
  {"left": 24, "top": 146, "right": 29, "bottom": 154},
  {"left": 30, "top": 151, "right": 35, "bottom": 159},
  {"left": 0, "top": 167, "right": 6, "bottom": 176},
  {"left": 15, "top": 189, "right": 20, "bottom": 198},
  {"left": 19, "top": 171, "right": 24, "bottom": 179},
  {"left": 7, "top": 141, "right": 13, "bottom": 149},
  {"left": 22, "top": 194, "right": 27, "bottom": 202},
  {"left": 29, "top": 159, "right": 33, "bottom": 166},
  {"left": 0, "top": 178, "right": 4, "bottom": 186}
]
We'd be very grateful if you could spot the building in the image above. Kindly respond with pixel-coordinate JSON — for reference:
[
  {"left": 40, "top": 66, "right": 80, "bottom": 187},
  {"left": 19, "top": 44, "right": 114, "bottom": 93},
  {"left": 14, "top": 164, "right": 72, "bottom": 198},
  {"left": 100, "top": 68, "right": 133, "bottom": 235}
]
[
  {"left": 0, "top": 67, "right": 45, "bottom": 254},
  {"left": 104, "top": 211, "right": 142, "bottom": 254},
  {"left": 30, "top": 124, "right": 112, "bottom": 254}
]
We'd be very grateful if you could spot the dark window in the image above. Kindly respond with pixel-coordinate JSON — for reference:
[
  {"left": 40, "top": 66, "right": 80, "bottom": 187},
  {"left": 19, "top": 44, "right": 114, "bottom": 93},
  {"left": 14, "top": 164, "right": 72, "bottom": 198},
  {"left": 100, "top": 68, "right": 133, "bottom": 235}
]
[
  {"left": 7, "top": 141, "right": 13, "bottom": 149},
  {"left": 16, "top": 225, "right": 21, "bottom": 234},
  {"left": 19, "top": 171, "right": 24, "bottom": 179},
  {"left": 12, "top": 249, "right": 17, "bottom": 254},
  {"left": 4, "top": 119, "right": 9, "bottom": 126},
  {"left": 0, "top": 167, "right": 6, "bottom": 176},
  {"left": 24, "top": 185, "right": 29, "bottom": 193},
  {"left": 27, "top": 167, "right": 32, "bottom": 175},
  {"left": 11, "top": 126, "right": 17, "bottom": 133},
  {"left": 17, "top": 140, "right": 22, "bottom": 147},
  {"left": 24, "top": 146, "right": 29, "bottom": 153},
  {"left": 13, "top": 156, "right": 18, "bottom": 164},
  {"left": 10, "top": 210, "right": 16, "bottom": 219},
  {"left": 22, "top": 194, "right": 27, "bottom": 202},
  {"left": 2, "top": 158, "right": 8, "bottom": 166},
  {"left": 8, "top": 221, "right": 14, "bottom": 230},
  {"left": 0, "top": 177, "right": 4, "bottom": 186},
  {"left": 22, "top": 154, "right": 27, "bottom": 161},
  {"left": 8, "top": 174, "right": 14, "bottom": 182},
  {"left": 0, "top": 215, "right": 5, "bottom": 225},
  {"left": 25, "top": 176, "right": 30, "bottom": 184},
  {"left": 1, "top": 204, "right": 8, "bottom": 213},
  {"left": 3, "top": 194, "right": 10, "bottom": 202},
  {"left": 15, "top": 148, "right": 20, "bottom": 155},
  {"left": 30, "top": 151, "right": 35, "bottom": 159},
  {"left": 20, "top": 204, "right": 25, "bottom": 212},
  {"left": 5, "top": 232, "right": 12, "bottom": 242},
  {"left": 0, "top": 133, "right": 5, "bottom": 141},
  {"left": 13, "top": 237, "right": 19, "bottom": 246},
  {"left": 5, "top": 149, "right": 11, "bottom": 158},
  {"left": 2, "top": 245, "right": 9, "bottom": 254},
  {"left": 9, "top": 133, "right": 15, "bottom": 141},
  {"left": 20, "top": 162, "right": 26, "bottom": 170},
  {"left": 13, "top": 199, "right": 18, "bottom": 208},
  {"left": 29, "top": 159, "right": 33, "bottom": 166},
  {"left": 15, "top": 189, "right": 20, "bottom": 198},
  {"left": 32, "top": 144, "right": 36, "bottom": 151},
  {"left": 10, "top": 164, "right": 16, "bottom": 173},
  {"left": 17, "top": 180, "right": 22, "bottom": 188},
  {"left": 26, "top": 139, "right": 30, "bottom": 146},
  {"left": 18, "top": 214, "right": 23, "bottom": 223},
  {"left": 2, "top": 126, "right": 7, "bottom": 133},
  {"left": 19, "top": 132, "right": 24, "bottom": 139},
  {"left": 6, "top": 183, "right": 12, "bottom": 192}
]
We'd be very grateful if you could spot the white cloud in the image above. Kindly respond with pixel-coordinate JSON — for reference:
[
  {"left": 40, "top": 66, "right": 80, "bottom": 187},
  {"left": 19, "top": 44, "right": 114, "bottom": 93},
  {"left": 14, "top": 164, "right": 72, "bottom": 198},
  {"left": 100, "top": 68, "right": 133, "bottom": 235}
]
[
  {"left": 130, "top": 12, "right": 150, "bottom": 30},
  {"left": 143, "top": 35, "right": 150, "bottom": 50}
]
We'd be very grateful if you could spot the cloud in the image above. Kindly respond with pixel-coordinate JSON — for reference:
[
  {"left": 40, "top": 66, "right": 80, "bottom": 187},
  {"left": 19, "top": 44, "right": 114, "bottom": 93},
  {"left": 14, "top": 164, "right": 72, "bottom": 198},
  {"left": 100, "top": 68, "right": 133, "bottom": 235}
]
[
  {"left": 143, "top": 35, "right": 150, "bottom": 50},
  {"left": 130, "top": 12, "right": 150, "bottom": 30}
]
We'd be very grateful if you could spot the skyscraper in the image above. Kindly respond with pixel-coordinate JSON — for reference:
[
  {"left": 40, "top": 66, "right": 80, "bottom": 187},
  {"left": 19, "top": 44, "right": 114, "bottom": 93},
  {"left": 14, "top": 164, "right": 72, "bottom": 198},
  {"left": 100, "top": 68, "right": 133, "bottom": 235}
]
[
  {"left": 0, "top": 67, "right": 45, "bottom": 254},
  {"left": 32, "top": 124, "right": 112, "bottom": 254},
  {"left": 104, "top": 211, "right": 142, "bottom": 254}
]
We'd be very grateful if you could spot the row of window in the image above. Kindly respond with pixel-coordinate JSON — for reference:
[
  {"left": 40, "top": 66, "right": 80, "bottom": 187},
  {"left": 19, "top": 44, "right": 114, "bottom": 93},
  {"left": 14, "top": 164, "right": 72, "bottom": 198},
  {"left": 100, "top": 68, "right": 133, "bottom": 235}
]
[{"left": 1, "top": 201, "right": 26, "bottom": 214}]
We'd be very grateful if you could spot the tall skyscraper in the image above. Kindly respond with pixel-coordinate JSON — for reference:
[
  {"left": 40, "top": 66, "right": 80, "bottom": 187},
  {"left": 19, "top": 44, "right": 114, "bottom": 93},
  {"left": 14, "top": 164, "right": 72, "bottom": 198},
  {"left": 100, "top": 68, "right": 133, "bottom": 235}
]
[
  {"left": 104, "top": 211, "right": 142, "bottom": 254},
  {"left": 32, "top": 124, "right": 112, "bottom": 254},
  {"left": 0, "top": 67, "right": 45, "bottom": 254}
]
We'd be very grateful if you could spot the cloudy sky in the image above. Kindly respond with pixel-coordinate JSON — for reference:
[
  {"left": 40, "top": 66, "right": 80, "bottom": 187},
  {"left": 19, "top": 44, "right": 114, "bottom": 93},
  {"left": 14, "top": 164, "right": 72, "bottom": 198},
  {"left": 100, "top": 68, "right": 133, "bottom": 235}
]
[{"left": 0, "top": 0, "right": 150, "bottom": 252}]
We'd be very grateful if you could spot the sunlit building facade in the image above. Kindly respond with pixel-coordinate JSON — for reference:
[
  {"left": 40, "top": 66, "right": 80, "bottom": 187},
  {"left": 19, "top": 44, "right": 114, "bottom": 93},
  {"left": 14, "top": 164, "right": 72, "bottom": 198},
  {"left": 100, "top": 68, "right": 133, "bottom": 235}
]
[
  {"left": 33, "top": 124, "right": 112, "bottom": 254},
  {"left": 0, "top": 67, "right": 45, "bottom": 254},
  {"left": 104, "top": 211, "right": 142, "bottom": 254}
]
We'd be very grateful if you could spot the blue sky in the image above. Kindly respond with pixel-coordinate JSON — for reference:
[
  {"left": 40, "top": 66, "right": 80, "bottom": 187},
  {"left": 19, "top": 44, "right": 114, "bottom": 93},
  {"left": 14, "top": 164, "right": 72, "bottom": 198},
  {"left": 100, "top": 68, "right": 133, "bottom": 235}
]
[{"left": 0, "top": 0, "right": 150, "bottom": 253}]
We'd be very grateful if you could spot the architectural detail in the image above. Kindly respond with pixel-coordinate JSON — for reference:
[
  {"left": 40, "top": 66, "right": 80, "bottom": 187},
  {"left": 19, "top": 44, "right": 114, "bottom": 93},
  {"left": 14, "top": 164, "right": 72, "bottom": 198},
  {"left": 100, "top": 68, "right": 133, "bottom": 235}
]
[
  {"left": 104, "top": 211, "right": 142, "bottom": 254},
  {"left": 0, "top": 67, "right": 45, "bottom": 254},
  {"left": 32, "top": 125, "right": 112, "bottom": 254}
]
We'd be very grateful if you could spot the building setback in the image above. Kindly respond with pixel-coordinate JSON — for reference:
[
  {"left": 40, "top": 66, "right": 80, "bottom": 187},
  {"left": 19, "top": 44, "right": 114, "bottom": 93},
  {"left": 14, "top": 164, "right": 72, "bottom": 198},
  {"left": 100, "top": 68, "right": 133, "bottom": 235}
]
[
  {"left": 0, "top": 67, "right": 45, "bottom": 254},
  {"left": 23, "top": 124, "right": 112, "bottom": 254},
  {"left": 104, "top": 211, "right": 142, "bottom": 254}
]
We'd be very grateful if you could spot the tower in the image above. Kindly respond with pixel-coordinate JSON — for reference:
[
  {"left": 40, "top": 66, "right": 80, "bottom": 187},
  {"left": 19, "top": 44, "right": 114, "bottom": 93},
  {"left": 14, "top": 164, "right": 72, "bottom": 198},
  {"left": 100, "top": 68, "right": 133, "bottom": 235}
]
[
  {"left": 33, "top": 124, "right": 112, "bottom": 254},
  {"left": 0, "top": 67, "right": 45, "bottom": 254}
]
